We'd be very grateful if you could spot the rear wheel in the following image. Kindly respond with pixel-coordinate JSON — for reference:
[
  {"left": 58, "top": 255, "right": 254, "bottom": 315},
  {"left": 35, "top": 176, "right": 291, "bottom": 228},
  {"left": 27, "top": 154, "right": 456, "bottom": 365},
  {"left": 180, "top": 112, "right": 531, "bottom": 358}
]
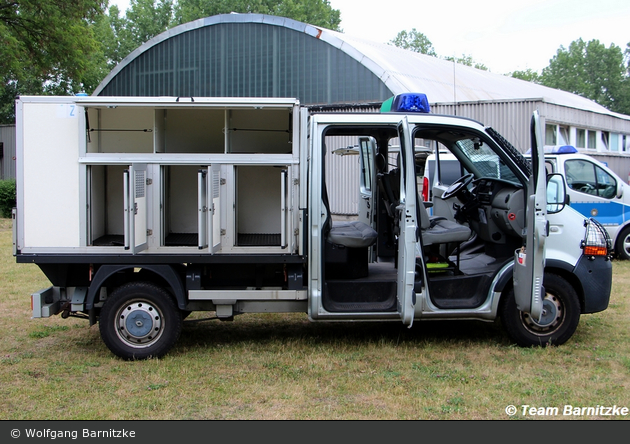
[
  {"left": 99, "top": 282, "right": 183, "bottom": 360},
  {"left": 501, "top": 273, "right": 580, "bottom": 347},
  {"left": 615, "top": 226, "right": 630, "bottom": 260}
]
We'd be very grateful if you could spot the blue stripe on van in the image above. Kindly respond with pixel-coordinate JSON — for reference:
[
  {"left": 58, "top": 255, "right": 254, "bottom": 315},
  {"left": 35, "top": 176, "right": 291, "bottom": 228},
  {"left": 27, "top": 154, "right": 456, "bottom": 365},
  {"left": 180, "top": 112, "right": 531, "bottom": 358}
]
[{"left": 569, "top": 201, "right": 627, "bottom": 226}]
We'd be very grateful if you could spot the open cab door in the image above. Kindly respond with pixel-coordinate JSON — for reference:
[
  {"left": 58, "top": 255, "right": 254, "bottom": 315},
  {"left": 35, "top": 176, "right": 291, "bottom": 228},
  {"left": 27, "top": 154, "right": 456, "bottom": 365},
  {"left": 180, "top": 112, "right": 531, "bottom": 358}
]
[
  {"left": 513, "top": 111, "right": 547, "bottom": 321},
  {"left": 396, "top": 117, "right": 418, "bottom": 326}
]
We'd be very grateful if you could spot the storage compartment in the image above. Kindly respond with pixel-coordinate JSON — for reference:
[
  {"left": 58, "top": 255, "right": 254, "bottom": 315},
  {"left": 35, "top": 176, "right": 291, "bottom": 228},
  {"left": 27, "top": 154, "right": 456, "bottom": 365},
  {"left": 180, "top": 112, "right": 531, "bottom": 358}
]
[
  {"left": 236, "top": 166, "right": 286, "bottom": 247},
  {"left": 89, "top": 165, "right": 126, "bottom": 246},
  {"left": 228, "top": 109, "right": 292, "bottom": 153},
  {"left": 86, "top": 107, "right": 154, "bottom": 154},
  {"left": 324, "top": 242, "right": 369, "bottom": 279},
  {"left": 161, "top": 109, "right": 225, "bottom": 153},
  {"left": 162, "top": 165, "right": 200, "bottom": 247}
]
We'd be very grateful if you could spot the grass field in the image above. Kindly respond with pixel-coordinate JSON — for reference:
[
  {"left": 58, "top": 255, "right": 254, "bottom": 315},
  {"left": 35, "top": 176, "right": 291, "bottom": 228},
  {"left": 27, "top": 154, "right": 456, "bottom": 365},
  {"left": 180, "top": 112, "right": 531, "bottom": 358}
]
[{"left": 1, "top": 217, "right": 629, "bottom": 420}]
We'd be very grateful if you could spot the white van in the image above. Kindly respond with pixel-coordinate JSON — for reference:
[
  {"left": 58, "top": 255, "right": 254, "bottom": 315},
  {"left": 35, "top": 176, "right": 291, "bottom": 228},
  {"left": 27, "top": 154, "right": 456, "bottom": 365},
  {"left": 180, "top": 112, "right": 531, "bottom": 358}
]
[
  {"left": 542, "top": 147, "right": 630, "bottom": 260},
  {"left": 14, "top": 93, "right": 613, "bottom": 359}
]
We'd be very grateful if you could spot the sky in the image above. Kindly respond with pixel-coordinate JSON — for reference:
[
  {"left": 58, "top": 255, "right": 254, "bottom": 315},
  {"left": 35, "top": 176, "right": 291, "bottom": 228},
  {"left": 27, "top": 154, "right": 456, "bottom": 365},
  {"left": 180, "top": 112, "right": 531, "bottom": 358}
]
[{"left": 108, "top": 0, "right": 630, "bottom": 74}]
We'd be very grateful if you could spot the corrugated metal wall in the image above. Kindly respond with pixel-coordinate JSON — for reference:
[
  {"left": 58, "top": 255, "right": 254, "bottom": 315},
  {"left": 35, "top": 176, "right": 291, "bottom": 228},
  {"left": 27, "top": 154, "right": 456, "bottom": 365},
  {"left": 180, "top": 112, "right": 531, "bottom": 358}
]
[
  {"left": 432, "top": 99, "right": 538, "bottom": 152},
  {"left": 326, "top": 136, "right": 360, "bottom": 215},
  {"left": 0, "top": 125, "right": 16, "bottom": 180},
  {"left": 99, "top": 23, "right": 391, "bottom": 106}
]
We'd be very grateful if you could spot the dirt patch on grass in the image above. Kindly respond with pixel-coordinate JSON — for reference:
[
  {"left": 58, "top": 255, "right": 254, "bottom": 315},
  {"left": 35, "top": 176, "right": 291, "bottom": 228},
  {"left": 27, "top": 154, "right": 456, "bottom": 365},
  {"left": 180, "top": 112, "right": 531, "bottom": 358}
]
[{"left": 0, "top": 218, "right": 12, "bottom": 232}]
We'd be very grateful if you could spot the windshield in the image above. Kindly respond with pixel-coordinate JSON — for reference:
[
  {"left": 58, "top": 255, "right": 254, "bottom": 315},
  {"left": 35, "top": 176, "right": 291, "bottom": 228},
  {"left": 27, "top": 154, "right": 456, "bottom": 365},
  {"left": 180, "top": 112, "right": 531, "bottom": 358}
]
[{"left": 455, "top": 138, "right": 519, "bottom": 183}]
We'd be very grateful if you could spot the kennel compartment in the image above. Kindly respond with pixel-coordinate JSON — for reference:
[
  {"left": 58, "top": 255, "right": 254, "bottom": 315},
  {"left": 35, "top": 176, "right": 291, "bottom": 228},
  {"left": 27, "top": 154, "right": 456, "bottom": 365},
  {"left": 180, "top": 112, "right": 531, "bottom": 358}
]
[{"left": 235, "top": 166, "right": 288, "bottom": 248}]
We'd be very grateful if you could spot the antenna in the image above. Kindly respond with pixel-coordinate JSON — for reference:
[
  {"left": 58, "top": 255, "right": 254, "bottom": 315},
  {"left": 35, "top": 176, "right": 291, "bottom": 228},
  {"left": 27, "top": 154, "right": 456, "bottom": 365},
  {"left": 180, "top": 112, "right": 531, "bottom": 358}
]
[{"left": 453, "top": 58, "right": 457, "bottom": 116}]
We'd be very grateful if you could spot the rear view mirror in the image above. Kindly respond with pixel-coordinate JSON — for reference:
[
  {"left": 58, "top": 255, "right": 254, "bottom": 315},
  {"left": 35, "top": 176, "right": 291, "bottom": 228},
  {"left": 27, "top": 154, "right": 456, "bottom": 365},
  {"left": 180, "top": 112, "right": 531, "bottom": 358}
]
[
  {"left": 617, "top": 181, "right": 624, "bottom": 199},
  {"left": 547, "top": 173, "right": 567, "bottom": 214}
]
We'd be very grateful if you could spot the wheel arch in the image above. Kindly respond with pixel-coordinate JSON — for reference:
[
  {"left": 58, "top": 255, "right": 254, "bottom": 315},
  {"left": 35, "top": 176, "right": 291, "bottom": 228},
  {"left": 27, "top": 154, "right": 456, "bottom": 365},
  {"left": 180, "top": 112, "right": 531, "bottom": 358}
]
[
  {"left": 494, "top": 259, "right": 585, "bottom": 314},
  {"left": 613, "top": 222, "right": 630, "bottom": 259},
  {"left": 86, "top": 265, "right": 186, "bottom": 311}
]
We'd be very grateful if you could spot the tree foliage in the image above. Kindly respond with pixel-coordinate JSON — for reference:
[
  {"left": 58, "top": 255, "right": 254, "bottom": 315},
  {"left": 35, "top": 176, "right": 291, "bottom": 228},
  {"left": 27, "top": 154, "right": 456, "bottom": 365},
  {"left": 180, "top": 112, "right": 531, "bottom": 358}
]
[
  {"left": 390, "top": 28, "right": 436, "bottom": 56},
  {"left": 0, "top": 0, "right": 106, "bottom": 123},
  {"left": 173, "top": 0, "right": 340, "bottom": 30},
  {"left": 540, "top": 38, "right": 630, "bottom": 114},
  {"left": 444, "top": 54, "right": 488, "bottom": 71},
  {"left": 510, "top": 69, "right": 541, "bottom": 84}
]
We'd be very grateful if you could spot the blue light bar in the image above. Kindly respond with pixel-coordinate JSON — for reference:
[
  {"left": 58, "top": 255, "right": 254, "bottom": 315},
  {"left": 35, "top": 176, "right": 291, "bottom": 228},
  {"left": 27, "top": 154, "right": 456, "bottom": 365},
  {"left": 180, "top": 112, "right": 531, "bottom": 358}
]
[
  {"left": 392, "top": 93, "right": 430, "bottom": 113},
  {"left": 543, "top": 145, "right": 578, "bottom": 154}
]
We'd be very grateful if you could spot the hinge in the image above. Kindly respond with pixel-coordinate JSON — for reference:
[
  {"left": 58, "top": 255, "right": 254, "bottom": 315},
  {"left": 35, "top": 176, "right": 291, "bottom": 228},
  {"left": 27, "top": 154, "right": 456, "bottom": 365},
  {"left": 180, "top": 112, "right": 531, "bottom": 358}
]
[
  {"left": 220, "top": 179, "right": 227, "bottom": 185},
  {"left": 146, "top": 229, "right": 153, "bottom": 236},
  {"left": 220, "top": 229, "right": 226, "bottom": 236},
  {"left": 146, "top": 178, "right": 152, "bottom": 185},
  {"left": 293, "top": 179, "right": 299, "bottom": 185}
]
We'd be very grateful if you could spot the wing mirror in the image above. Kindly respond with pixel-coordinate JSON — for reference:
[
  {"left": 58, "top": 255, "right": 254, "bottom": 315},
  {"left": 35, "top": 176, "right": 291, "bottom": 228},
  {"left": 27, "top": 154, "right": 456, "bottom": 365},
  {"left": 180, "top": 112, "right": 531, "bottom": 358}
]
[
  {"left": 546, "top": 173, "right": 568, "bottom": 214},
  {"left": 617, "top": 181, "right": 624, "bottom": 199}
]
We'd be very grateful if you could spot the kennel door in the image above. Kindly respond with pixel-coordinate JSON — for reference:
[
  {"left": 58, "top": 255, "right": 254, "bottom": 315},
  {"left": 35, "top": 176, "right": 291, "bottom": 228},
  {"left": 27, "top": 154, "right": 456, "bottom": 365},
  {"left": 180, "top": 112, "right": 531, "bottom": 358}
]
[
  {"left": 198, "top": 169, "right": 208, "bottom": 249},
  {"left": 198, "top": 165, "right": 222, "bottom": 253},
  {"left": 123, "top": 163, "right": 149, "bottom": 254},
  {"left": 209, "top": 164, "right": 222, "bottom": 253}
]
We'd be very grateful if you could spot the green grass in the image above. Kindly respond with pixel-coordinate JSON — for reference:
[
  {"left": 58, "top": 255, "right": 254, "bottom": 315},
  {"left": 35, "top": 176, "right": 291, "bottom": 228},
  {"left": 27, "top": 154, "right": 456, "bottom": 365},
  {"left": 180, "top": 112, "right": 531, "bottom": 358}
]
[{"left": 1, "top": 217, "right": 629, "bottom": 420}]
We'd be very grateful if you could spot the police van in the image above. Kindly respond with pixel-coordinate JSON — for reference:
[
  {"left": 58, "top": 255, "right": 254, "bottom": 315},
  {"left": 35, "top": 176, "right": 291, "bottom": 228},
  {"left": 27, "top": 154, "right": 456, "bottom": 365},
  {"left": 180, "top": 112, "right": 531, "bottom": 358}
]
[
  {"left": 14, "top": 93, "right": 613, "bottom": 359},
  {"left": 542, "top": 146, "right": 630, "bottom": 260}
]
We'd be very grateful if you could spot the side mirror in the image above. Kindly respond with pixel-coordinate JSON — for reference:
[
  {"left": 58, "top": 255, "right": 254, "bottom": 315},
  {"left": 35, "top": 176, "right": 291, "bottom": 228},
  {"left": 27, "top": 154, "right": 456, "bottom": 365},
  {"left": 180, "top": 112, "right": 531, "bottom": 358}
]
[
  {"left": 546, "top": 173, "right": 567, "bottom": 214},
  {"left": 617, "top": 181, "right": 624, "bottom": 199}
]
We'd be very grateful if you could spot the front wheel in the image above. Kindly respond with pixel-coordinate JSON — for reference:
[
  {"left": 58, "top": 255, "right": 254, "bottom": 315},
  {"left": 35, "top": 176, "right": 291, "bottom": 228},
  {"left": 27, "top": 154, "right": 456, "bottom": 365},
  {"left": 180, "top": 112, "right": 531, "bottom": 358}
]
[
  {"left": 615, "top": 226, "right": 630, "bottom": 260},
  {"left": 500, "top": 273, "right": 581, "bottom": 347},
  {"left": 99, "top": 282, "right": 183, "bottom": 360}
]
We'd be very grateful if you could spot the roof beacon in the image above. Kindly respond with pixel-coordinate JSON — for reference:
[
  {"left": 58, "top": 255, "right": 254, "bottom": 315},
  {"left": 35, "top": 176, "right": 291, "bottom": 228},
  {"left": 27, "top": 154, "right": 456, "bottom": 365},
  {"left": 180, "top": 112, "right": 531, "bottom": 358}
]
[
  {"left": 381, "top": 93, "right": 430, "bottom": 113},
  {"left": 545, "top": 145, "right": 578, "bottom": 154}
]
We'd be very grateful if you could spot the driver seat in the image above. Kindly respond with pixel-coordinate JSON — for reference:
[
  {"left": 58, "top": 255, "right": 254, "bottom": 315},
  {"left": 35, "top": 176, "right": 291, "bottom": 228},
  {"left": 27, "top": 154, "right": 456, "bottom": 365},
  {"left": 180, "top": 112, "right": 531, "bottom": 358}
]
[{"left": 418, "top": 199, "right": 471, "bottom": 247}]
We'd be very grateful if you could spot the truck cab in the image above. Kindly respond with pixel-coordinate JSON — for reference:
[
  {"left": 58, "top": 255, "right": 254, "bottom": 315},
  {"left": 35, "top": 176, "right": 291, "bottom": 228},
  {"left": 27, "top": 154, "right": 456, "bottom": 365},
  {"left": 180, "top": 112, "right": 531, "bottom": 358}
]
[{"left": 15, "top": 93, "right": 613, "bottom": 359}]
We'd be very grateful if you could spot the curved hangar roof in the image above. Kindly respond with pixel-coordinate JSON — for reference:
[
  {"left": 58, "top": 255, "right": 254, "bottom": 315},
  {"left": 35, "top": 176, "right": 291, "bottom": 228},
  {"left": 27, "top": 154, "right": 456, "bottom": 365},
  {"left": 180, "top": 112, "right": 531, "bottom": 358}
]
[{"left": 95, "top": 13, "right": 625, "bottom": 119}]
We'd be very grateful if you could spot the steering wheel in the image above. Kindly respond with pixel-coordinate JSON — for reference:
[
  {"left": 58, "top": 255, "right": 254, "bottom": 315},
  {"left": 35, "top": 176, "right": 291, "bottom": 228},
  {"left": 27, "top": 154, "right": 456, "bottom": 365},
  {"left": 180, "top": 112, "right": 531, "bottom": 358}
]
[{"left": 441, "top": 173, "right": 474, "bottom": 200}]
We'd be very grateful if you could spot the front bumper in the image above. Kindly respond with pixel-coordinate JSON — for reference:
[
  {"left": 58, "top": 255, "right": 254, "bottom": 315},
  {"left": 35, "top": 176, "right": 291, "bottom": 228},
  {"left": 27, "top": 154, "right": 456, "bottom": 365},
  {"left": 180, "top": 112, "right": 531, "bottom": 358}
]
[{"left": 574, "top": 255, "right": 612, "bottom": 314}]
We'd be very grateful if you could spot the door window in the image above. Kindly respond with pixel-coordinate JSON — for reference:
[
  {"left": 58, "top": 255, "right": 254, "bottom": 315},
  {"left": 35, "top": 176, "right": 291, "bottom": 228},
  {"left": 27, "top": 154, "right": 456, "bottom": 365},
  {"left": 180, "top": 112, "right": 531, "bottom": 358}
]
[{"left": 565, "top": 159, "right": 617, "bottom": 198}]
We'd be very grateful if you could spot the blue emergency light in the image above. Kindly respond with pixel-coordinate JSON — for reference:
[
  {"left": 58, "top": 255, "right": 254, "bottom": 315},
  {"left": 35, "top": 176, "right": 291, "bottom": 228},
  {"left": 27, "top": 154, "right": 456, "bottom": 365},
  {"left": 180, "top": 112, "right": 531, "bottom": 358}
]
[
  {"left": 381, "top": 93, "right": 431, "bottom": 113},
  {"left": 543, "top": 145, "right": 578, "bottom": 154}
]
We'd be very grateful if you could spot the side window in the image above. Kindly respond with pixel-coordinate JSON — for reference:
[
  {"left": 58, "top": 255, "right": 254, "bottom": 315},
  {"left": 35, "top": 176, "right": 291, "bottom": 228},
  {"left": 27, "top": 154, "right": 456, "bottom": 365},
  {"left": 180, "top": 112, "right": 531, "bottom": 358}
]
[
  {"left": 359, "top": 138, "right": 373, "bottom": 195},
  {"left": 565, "top": 159, "right": 617, "bottom": 199},
  {"left": 545, "top": 160, "right": 554, "bottom": 175},
  {"left": 595, "top": 164, "right": 617, "bottom": 198},
  {"left": 565, "top": 159, "right": 597, "bottom": 196}
]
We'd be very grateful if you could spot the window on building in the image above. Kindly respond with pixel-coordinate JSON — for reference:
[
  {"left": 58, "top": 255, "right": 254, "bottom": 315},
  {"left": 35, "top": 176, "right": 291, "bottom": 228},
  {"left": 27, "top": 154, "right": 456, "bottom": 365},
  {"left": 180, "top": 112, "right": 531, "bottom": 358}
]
[
  {"left": 545, "top": 124, "right": 557, "bottom": 145},
  {"left": 601, "top": 132, "right": 609, "bottom": 150},
  {"left": 610, "top": 133, "right": 619, "bottom": 152},
  {"left": 576, "top": 129, "right": 586, "bottom": 148},
  {"left": 565, "top": 159, "right": 617, "bottom": 198},
  {"left": 587, "top": 130, "right": 597, "bottom": 149},
  {"left": 559, "top": 126, "right": 570, "bottom": 145}
]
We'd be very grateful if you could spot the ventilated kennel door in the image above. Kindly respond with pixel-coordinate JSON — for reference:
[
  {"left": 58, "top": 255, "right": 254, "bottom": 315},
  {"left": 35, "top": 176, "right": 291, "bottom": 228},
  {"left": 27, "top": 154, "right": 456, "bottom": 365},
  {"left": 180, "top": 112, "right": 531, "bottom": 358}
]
[
  {"left": 198, "top": 165, "right": 222, "bottom": 253},
  {"left": 123, "top": 163, "right": 148, "bottom": 254}
]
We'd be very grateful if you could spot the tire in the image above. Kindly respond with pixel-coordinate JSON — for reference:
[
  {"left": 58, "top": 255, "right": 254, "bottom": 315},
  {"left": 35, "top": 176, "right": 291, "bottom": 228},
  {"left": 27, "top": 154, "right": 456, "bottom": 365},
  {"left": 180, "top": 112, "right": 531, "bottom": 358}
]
[
  {"left": 99, "top": 282, "right": 183, "bottom": 360},
  {"left": 500, "top": 273, "right": 581, "bottom": 347},
  {"left": 615, "top": 226, "right": 630, "bottom": 260}
]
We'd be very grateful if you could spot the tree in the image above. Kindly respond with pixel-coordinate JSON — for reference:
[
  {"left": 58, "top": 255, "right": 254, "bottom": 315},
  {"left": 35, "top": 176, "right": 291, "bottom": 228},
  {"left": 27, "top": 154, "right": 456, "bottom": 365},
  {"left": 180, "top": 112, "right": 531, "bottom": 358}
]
[
  {"left": 510, "top": 68, "right": 541, "bottom": 84},
  {"left": 444, "top": 54, "right": 488, "bottom": 71},
  {"left": 541, "top": 38, "right": 630, "bottom": 114},
  {"left": 0, "top": 0, "right": 106, "bottom": 123},
  {"left": 173, "top": 0, "right": 341, "bottom": 30},
  {"left": 390, "top": 29, "right": 436, "bottom": 56}
]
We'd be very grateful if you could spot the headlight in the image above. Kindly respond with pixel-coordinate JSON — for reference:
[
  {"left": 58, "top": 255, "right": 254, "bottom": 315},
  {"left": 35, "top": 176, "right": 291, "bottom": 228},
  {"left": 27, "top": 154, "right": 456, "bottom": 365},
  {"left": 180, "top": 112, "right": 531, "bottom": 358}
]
[{"left": 581, "top": 218, "right": 611, "bottom": 257}]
